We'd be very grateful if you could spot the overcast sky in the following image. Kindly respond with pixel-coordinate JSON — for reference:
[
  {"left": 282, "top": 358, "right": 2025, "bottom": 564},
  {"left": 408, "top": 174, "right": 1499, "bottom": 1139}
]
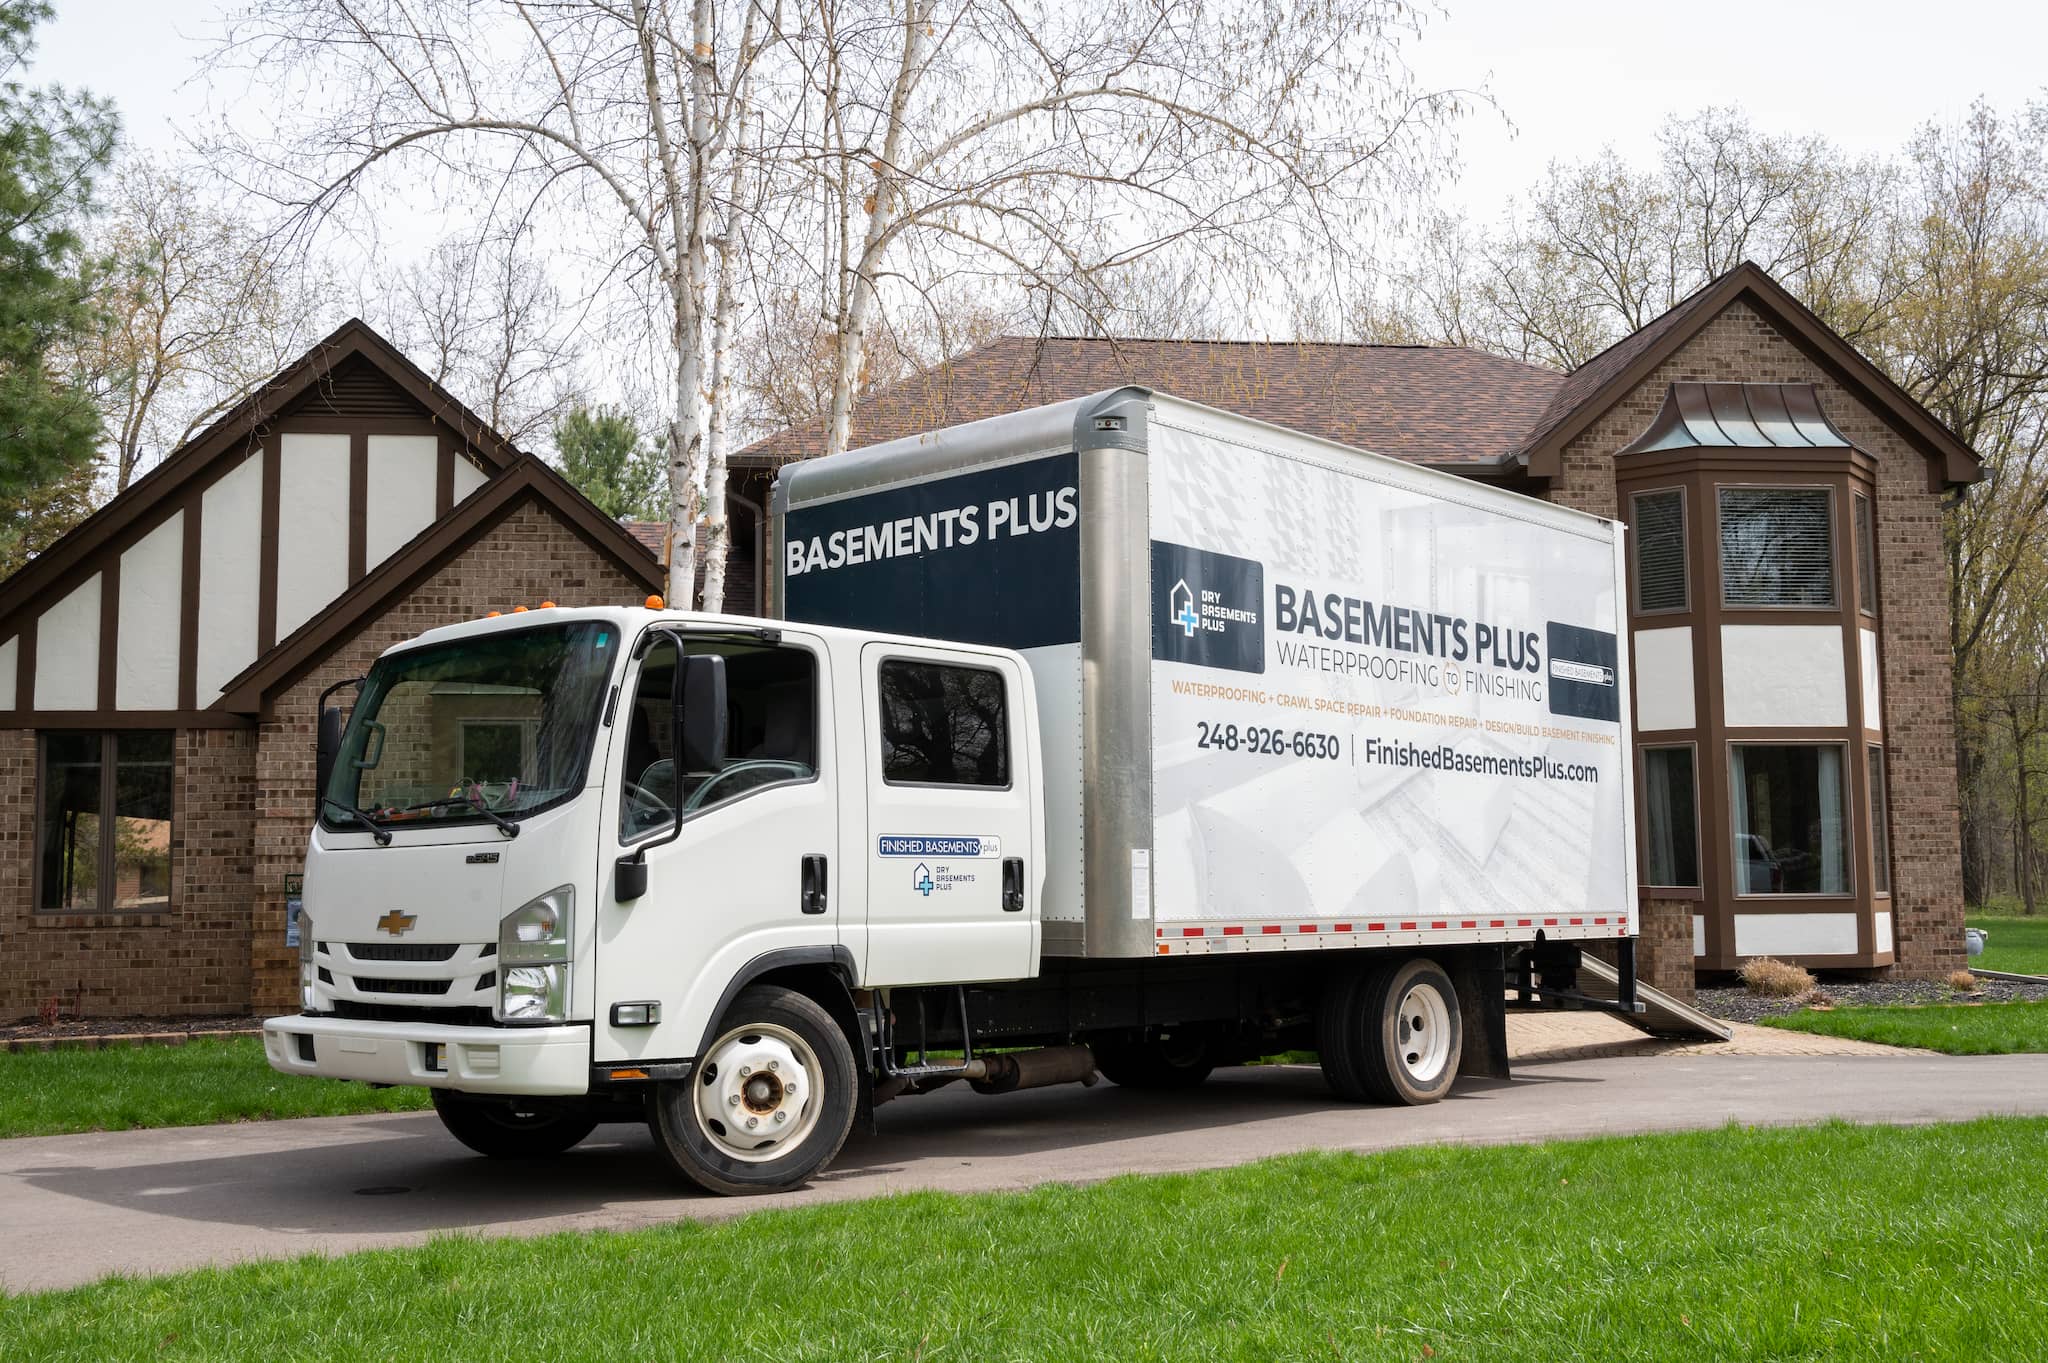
[{"left": 42, "top": 0, "right": 2046, "bottom": 215}]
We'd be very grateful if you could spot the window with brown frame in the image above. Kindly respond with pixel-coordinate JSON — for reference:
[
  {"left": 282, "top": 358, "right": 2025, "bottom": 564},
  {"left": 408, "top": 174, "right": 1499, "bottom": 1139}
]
[
  {"left": 1718, "top": 487, "right": 1836, "bottom": 608},
  {"left": 37, "top": 732, "right": 174, "bottom": 913},
  {"left": 1641, "top": 745, "right": 1700, "bottom": 887},
  {"left": 1854, "top": 492, "right": 1877, "bottom": 616},
  {"left": 1867, "top": 745, "right": 1891, "bottom": 895},
  {"left": 1631, "top": 489, "right": 1688, "bottom": 613}
]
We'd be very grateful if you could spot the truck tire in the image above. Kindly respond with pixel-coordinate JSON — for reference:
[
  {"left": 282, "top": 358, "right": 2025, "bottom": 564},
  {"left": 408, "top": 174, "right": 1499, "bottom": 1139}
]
[
  {"left": 1319, "top": 958, "right": 1462, "bottom": 1104},
  {"left": 430, "top": 1090, "right": 598, "bottom": 1158},
  {"left": 1094, "top": 1034, "right": 1213, "bottom": 1089},
  {"left": 649, "top": 984, "right": 858, "bottom": 1195},
  {"left": 1356, "top": 958, "right": 1463, "bottom": 1105}
]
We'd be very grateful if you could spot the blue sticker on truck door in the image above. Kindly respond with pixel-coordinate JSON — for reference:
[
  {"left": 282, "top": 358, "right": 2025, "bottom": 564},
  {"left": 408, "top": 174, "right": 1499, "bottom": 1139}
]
[{"left": 783, "top": 453, "right": 1079, "bottom": 649}]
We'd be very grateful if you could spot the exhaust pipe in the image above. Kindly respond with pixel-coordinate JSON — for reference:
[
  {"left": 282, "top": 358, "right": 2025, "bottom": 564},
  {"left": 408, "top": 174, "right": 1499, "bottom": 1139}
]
[{"left": 967, "top": 1044, "right": 1097, "bottom": 1095}]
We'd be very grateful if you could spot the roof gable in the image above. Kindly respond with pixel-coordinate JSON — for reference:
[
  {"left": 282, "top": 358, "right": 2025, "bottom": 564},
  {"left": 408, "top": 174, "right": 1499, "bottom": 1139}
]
[
  {"left": 1513, "top": 262, "right": 1981, "bottom": 487},
  {"left": 0, "top": 318, "right": 522, "bottom": 628},
  {"left": 213, "top": 456, "right": 661, "bottom": 714}
]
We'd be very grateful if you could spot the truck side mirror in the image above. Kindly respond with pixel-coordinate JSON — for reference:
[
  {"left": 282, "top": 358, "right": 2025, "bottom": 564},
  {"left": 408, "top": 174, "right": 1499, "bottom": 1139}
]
[
  {"left": 315, "top": 705, "right": 346, "bottom": 803},
  {"left": 679, "top": 653, "right": 728, "bottom": 770},
  {"left": 312, "top": 674, "right": 364, "bottom": 820}
]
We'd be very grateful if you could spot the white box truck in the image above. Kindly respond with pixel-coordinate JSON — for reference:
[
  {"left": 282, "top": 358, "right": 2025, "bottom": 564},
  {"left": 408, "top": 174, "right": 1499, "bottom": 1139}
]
[{"left": 265, "top": 388, "right": 1640, "bottom": 1195}]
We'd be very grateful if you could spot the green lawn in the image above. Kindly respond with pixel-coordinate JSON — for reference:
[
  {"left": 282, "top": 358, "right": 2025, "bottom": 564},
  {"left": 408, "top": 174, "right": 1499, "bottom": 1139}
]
[
  {"left": 0, "top": 1036, "right": 428, "bottom": 1139},
  {"left": 1759, "top": 999, "right": 2048, "bottom": 1054},
  {"left": 4, "top": 1119, "right": 2046, "bottom": 1360},
  {"left": 1967, "top": 912, "right": 2048, "bottom": 975}
]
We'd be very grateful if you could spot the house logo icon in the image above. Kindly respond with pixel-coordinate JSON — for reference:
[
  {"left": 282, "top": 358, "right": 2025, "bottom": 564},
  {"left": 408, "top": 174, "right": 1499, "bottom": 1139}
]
[
  {"left": 1171, "top": 579, "right": 1200, "bottom": 637},
  {"left": 913, "top": 863, "right": 935, "bottom": 896}
]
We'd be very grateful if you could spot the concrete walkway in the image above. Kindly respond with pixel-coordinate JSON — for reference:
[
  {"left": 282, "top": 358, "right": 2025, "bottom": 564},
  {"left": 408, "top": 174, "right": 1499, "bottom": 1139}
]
[
  {"left": 1505, "top": 1011, "right": 1911, "bottom": 1062},
  {"left": 4, "top": 1047, "right": 2043, "bottom": 1293}
]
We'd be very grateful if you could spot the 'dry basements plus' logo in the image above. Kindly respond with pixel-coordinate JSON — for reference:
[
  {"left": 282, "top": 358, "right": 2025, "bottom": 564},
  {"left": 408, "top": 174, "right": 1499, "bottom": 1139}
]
[{"left": 1152, "top": 541, "right": 1265, "bottom": 674}]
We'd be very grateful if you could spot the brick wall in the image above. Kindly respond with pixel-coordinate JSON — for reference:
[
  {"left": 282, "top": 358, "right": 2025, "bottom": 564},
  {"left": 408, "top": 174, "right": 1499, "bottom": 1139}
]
[
  {"left": 1553, "top": 300, "right": 1965, "bottom": 979},
  {"left": 248, "top": 498, "right": 650, "bottom": 1009},
  {"left": 0, "top": 727, "right": 256, "bottom": 1021}
]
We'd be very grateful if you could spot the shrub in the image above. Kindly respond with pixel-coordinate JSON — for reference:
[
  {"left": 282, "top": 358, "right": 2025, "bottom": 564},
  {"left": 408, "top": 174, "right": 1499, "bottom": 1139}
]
[
  {"left": 1949, "top": 970, "right": 1981, "bottom": 993},
  {"left": 1739, "top": 957, "right": 1816, "bottom": 998},
  {"left": 1799, "top": 989, "right": 1838, "bottom": 1011}
]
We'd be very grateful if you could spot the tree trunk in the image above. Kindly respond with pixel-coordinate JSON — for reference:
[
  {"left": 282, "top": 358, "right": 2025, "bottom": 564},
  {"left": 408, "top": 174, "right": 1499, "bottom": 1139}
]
[{"left": 824, "top": 0, "right": 930, "bottom": 458}]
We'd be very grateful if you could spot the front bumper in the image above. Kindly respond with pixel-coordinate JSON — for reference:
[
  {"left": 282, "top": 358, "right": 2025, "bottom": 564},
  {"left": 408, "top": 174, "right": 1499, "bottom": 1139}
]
[{"left": 263, "top": 1015, "right": 591, "bottom": 1096}]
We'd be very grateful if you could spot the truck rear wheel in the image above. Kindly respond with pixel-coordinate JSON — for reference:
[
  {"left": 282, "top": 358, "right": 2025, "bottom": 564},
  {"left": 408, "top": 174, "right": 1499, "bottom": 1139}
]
[
  {"left": 1094, "top": 1034, "right": 1213, "bottom": 1089},
  {"left": 1319, "top": 957, "right": 1462, "bottom": 1105},
  {"left": 649, "top": 985, "right": 858, "bottom": 1196},
  {"left": 430, "top": 1090, "right": 598, "bottom": 1158}
]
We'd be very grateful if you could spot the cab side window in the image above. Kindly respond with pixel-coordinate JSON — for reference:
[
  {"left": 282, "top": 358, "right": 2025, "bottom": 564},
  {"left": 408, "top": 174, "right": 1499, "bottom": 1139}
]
[
  {"left": 877, "top": 660, "right": 1009, "bottom": 787},
  {"left": 619, "top": 639, "right": 820, "bottom": 839}
]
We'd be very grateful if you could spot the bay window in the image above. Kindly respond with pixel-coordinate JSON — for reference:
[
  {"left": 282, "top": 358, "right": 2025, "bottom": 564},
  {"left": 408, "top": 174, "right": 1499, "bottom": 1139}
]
[{"left": 1729, "top": 744, "right": 1849, "bottom": 896}]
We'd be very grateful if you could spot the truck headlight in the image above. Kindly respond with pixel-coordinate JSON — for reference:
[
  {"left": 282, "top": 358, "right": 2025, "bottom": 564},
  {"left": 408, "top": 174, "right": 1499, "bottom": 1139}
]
[
  {"left": 497, "top": 888, "right": 572, "bottom": 1022},
  {"left": 499, "top": 886, "right": 572, "bottom": 964},
  {"left": 298, "top": 912, "right": 318, "bottom": 1012},
  {"left": 499, "top": 964, "right": 568, "bottom": 1022}
]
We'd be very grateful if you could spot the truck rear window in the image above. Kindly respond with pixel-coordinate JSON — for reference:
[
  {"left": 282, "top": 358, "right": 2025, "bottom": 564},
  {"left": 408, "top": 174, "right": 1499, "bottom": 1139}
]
[{"left": 877, "top": 661, "right": 1009, "bottom": 787}]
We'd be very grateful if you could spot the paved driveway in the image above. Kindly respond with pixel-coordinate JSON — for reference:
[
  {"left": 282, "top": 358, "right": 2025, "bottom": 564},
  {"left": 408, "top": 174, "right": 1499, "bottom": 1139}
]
[{"left": 4, "top": 1048, "right": 2045, "bottom": 1293}]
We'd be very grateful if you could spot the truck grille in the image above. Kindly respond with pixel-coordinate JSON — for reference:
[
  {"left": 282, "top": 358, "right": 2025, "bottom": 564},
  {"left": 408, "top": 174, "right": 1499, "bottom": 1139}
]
[
  {"left": 350, "top": 977, "right": 452, "bottom": 996},
  {"left": 330, "top": 1001, "right": 497, "bottom": 1027},
  {"left": 343, "top": 942, "right": 460, "bottom": 963},
  {"left": 310, "top": 940, "right": 497, "bottom": 1015}
]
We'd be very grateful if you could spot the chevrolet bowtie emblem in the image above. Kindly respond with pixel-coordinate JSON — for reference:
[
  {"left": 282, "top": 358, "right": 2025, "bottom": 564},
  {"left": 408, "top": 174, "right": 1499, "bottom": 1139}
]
[{"left": 376, "top": 910, "right": 418, "bottom": 937}]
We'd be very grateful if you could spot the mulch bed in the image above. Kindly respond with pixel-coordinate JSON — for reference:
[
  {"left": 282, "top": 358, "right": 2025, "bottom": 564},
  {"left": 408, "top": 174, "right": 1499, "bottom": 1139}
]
[
  {"left": 1698, "top": 975, "right": 2048, "bottom": 1025},
  {"left": 0, "top": 1014, "right": 268, "bottom": 1053}
]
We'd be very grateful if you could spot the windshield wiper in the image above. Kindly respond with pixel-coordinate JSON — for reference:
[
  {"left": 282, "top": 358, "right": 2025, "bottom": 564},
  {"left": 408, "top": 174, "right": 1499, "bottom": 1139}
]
[
  {"left": 390, "top": 789, "right": 522, "bottom": 839},
  {"left": 322, "top": 797, "right": 393, "bottom": 846}
]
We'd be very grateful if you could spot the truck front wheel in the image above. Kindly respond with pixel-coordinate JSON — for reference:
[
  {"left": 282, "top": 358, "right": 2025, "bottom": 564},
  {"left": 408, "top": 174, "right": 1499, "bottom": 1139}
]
[
  {"left": 430, "top": 1090, "right": 598, "bottom": 1158},
  {"left": 649, "top": 984, "right": 858, "bottom": 1195},
  {"left": 1319, "top": 957, "right": 1462, "bottom": 1105}
]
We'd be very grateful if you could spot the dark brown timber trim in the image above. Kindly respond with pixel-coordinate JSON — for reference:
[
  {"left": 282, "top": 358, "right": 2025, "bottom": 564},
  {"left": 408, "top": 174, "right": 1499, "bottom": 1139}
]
[
  {"left": 348, "top": 431, "right": 369, "bottom": 582},
  {"left": 97, "top": 557, "right": 119, "bottom": 712},
  {"left": 257, "top": 436, "right": 280, "bottom": 654},
  {"left": 178, "top": 490, "right": 202, "bottom": 712},
  {"left": 435, "top": 431, "right": 455, "bottom": 517}
]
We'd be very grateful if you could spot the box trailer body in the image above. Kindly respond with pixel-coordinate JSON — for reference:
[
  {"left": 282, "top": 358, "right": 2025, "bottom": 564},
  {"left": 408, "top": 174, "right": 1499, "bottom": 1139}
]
[
  {"left": 261, "top": 388, "right": 1641, "bottom": 1197},
  {"left": 775, "top": 388, "right": 1638, "bottom": 963}
]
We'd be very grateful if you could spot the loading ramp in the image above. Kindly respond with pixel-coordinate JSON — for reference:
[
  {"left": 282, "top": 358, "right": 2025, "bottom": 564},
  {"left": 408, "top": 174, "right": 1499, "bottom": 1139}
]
[{"left": 1573, "top": 952, "right": 1733, "bottom": 1041}]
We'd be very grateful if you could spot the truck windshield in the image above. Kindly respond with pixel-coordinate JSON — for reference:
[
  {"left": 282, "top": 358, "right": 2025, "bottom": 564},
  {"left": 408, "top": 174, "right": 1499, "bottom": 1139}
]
[{"left": 322, "top": 621, "right": 617, "bottom": 833}]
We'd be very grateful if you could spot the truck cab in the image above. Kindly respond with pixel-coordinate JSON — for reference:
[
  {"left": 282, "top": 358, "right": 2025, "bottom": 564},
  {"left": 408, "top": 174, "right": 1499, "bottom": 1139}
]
[{"left": 267, "top": 605, "right": 1045, "bottom": 1193}]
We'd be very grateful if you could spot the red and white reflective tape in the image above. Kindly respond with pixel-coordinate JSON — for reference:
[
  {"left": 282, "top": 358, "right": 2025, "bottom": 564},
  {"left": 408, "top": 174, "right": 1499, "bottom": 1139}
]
[{"left": 1151, "top": 916, "right": 1628, "bottom": 953}]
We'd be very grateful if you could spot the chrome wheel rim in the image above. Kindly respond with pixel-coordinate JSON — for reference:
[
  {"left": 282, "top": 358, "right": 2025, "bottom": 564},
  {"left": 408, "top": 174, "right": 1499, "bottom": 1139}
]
[
  {"left": 692, "top": 1021, "right": 822, "bottom": 1162},
  {"left": 1395, "top": 981, "right": 1453, "bottom": 1085}
]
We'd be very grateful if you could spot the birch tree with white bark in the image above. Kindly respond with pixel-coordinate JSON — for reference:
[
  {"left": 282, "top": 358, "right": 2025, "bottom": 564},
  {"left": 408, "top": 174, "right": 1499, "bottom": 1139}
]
[
  {"left": 758, "top": 0, "right": 1467, "bottom": 457},
  {"left": 212, "top": 0, "right": 775, "bottom": 604}
]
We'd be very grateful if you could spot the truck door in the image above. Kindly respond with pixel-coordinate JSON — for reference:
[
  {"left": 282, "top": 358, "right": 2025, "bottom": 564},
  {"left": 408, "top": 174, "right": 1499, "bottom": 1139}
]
[
  {"left": 859, "top": 643, "right": 1035, "bottom": 985},
  {"left": 593, "top": 629, "right": 839, "bottom": 1064}
]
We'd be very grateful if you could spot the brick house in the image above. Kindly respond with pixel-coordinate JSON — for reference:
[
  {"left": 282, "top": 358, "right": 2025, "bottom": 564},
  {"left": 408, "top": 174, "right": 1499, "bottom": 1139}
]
[
  {"left": 0, "top": 261, "right": 1978, "bottom": 1020},
  {"left": 742, "top": 262, "right": 1980, "bottom": 996},
  {"left": 0, "top": 321, "right": 664, "bottom": 1019}
]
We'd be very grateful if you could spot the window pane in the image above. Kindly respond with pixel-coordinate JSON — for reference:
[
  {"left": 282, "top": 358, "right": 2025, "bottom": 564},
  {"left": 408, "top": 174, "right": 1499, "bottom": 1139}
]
[
  {"left": 1633, "top": 490, "right": 1687, "bottom": 611},
  {"left": 878, "top": 661, "right": 1009, "bottom": 786},
  {"left": 1867, "top": 745, "right": 1890, "bottom": 894},
  {"left": 619, "top": 638, "right": 678, "bottom": 839},
  {"left": 1729, "top": 745, "right": 1848, "bottom": 895},
  {"left": 39, "top": 733, "right": 101, "bottom": 911},
  {"left": 1642, "top": 747, "right": 1699, "bottom": 886},
  {"left": 112, "top": 732, "right": 173, "bottom": 910},
  {"left": 1854, "top": 493, "right": 1877, "bottom": 614},
  {"left": 1719, "top": 488, "right": 1835, "bottom": 607}
]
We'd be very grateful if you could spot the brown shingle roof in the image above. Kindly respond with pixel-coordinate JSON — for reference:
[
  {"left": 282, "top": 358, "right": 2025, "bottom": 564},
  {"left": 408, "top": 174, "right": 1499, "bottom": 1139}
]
[{"left": 737, "top": 337, "right": 1565, "bottom": 470}]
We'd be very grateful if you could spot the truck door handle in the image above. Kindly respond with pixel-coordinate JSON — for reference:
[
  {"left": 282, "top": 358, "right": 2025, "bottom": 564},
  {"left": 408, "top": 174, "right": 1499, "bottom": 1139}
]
[
  {"left": 1002, "top": 857, "right": 1025, "bottom": 913},
  {"left": 801, "top": 854, "right": 828, "bottom": 915}
]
